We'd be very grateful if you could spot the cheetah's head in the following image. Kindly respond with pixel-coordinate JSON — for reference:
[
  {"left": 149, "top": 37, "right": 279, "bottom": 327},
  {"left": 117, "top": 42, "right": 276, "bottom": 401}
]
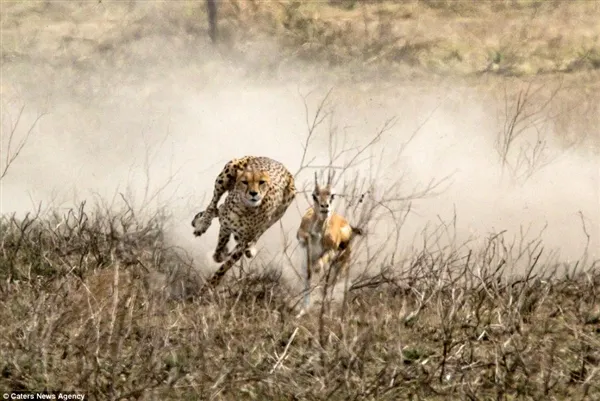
[{"left": 235, "top": 168, "right": 270, "bottom": 207}]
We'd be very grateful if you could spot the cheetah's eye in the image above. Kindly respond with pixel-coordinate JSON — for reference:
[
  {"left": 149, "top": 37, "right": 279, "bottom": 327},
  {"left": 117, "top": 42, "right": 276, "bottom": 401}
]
[
  {"left": 241, "top": 180, "right": 249, "bottom": 185},
  {"left": 258, "top": 180, "right": 266, "bottom": 185}
]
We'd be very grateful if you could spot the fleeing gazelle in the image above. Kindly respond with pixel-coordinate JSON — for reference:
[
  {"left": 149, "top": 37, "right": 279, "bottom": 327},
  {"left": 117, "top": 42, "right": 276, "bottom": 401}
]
[{"left": 296, "top": 170, "right": 363, "bottom": 308}]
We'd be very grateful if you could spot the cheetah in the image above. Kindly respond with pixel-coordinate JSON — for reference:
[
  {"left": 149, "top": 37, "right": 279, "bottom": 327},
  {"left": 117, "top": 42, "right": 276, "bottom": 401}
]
[
  {"left": 297, "top": 170, "right": 363, "bottom": 307},
  {"left": 191, "top": 156, "right": 296, "bottom": 287}
]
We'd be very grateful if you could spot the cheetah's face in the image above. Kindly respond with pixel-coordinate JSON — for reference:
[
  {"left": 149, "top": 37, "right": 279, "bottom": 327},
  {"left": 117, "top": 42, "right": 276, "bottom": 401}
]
[
  {"left": 235, "top": 169, "right": 270, "bottom": 207},
  {"left": 312, "top": 185, "right": 335, "bottom": 217}
]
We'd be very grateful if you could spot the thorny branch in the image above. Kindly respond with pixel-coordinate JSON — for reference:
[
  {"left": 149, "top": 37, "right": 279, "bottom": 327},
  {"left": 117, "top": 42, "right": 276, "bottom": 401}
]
[{"left": 1, "top": 105, "right": 47, "bottom": 180}]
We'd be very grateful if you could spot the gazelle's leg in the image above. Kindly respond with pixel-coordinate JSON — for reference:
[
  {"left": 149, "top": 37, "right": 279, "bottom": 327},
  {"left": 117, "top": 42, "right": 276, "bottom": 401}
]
[
  {"left": 304, "top": 240, "right": 312, "bottom": 308},
  {"left": 340, "top": 248, "right": 351, "bottom": 291},
  {"left": 296, "top": 234, "right": 312, "bottom": 313},
  {"left": 315, "top": 249, "right": 337, "bottom": 275}
]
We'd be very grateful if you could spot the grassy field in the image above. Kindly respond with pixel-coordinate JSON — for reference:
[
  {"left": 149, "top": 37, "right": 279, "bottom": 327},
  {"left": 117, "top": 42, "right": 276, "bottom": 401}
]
[
  {"left": 1, "top": 1, "right": 599, "bottom": 400},
  {"left": 2, "top": 0, "right": 600, "bottom": 76},
  {"left": 1, "top": 202, "right": 599, "bottom": 400}
]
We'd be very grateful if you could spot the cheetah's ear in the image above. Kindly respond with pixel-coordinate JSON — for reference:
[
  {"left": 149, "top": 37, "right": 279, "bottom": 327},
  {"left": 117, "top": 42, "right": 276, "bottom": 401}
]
[{"left": 235, "top": 167, "right": 245, "bottom": 180}]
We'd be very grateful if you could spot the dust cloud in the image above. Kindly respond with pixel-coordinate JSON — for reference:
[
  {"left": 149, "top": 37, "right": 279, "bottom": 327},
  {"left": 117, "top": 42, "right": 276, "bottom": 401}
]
[{"left": 1, "top": 38, "right": 598, "bottom": 286}]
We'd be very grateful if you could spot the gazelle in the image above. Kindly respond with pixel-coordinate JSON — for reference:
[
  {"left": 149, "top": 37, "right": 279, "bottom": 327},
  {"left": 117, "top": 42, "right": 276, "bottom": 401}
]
[{"left": 296, "top": 170, "right": 363, "bottom": 309}]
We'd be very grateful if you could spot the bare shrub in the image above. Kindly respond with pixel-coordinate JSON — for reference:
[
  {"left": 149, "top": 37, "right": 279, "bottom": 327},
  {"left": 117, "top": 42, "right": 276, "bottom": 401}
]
[
  {"left": 495, "top": 78, "right": 585, "bottom": 184},
  {"left": 0, "top": 103, "right": 46, "bottom": 180},
  {"left": 3, "top": 197, "right": 598, "bottom": 399},
  {"left": 281, "top": 90, "right": 451, "bottom": 311}
]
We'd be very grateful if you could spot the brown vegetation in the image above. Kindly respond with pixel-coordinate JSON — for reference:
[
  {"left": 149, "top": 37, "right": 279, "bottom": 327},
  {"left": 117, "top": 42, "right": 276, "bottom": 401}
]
[
  {"left": 0, "top": 202, "right": 599, "bottom": 399},
  {"left": 1, "top": 1, "right": 599, "bottom": 400},
  {"left": 2, "top": 1, "right": 599, "bottom": 76}
]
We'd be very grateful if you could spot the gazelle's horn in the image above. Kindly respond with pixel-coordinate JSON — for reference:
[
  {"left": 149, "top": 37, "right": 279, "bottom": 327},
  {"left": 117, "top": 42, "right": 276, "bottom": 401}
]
[
  {"left": 327, "top": 169, "right": 336, "bottom": 186},
  {"left": 314, "top": 171, "right": 319, "bottom": 189}
]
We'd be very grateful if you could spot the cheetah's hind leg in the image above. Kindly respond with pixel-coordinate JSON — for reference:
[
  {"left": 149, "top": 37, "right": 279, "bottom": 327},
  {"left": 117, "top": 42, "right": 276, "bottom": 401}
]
[
  {"left": 244, "top": 241, "right": 257, "bottom": 259},
  {"left": 232, "top": 234, "right": 257, "bottom": 260},
  {"left": 213, "top": 224, "right": 233, "bottom": 263},
  {"left": 207, "top": 242, "right": 249, "bottom": 287}
]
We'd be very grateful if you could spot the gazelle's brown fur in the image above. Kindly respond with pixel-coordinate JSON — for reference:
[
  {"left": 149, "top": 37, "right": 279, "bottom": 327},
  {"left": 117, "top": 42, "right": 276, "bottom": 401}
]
[{"left": 297, "top": 171, "right": 363, "bottom": 304}]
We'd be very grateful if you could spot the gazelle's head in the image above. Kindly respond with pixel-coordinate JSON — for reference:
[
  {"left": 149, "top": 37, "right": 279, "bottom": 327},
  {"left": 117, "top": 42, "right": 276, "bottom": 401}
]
[{"left": 312, "top": 170, "right": 336, "bottom": 218}]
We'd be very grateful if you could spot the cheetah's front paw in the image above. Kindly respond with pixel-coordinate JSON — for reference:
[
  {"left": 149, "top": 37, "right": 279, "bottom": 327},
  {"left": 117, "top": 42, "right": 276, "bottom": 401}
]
[{"left": 192, "top": 210, "right": 214, "bottom": 237}]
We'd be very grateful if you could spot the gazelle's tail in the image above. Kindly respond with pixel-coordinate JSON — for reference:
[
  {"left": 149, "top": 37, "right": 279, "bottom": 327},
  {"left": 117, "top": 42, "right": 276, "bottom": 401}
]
[{"left": 350, "top": 225, "right": 364, "bottom": 238}]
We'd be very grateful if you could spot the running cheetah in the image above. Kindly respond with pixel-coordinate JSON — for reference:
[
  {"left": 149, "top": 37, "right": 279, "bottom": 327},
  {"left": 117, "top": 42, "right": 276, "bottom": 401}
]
[{"left": 191, "top": 156, "right": 296, "bottom": 287}]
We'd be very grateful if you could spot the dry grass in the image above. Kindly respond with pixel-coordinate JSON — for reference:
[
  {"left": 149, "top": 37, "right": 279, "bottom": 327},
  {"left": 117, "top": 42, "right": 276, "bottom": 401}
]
[
  {"left": 1, "top": 1, "right": 599, "bottom": 399},
  {"left": 1, "top": 199, "right": 599, "bottom": 400},
  {"left": 2, "top": 0, "right": 599, "bottom": 76}
]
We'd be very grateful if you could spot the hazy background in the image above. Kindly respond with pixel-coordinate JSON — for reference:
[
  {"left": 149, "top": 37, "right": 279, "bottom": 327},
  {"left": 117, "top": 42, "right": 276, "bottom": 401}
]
[{"left": 2, "top": 1, "right": 598, "bottom": 284}]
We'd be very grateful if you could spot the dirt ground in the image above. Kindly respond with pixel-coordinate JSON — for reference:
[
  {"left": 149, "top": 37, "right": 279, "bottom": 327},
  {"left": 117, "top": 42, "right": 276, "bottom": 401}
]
[{"left": 1, "top": 1, "right": 599, "bottom": 399}]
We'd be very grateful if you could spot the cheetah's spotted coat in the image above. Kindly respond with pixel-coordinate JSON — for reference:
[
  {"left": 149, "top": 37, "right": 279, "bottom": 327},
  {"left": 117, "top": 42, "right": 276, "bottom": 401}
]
[{"left": 192, "top": 156, "right": 296, "bottom": 287}]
